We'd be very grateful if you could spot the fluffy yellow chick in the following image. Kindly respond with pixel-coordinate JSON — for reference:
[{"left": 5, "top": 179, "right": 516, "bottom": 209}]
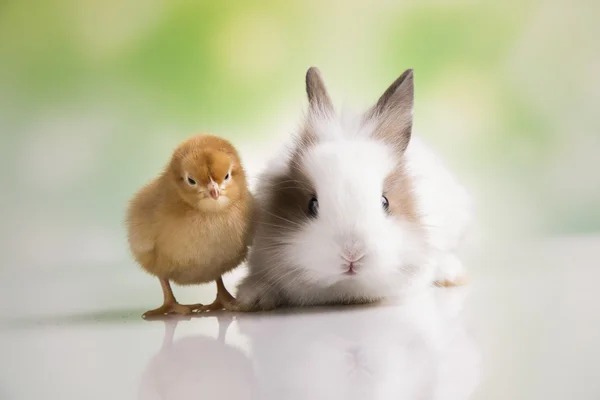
[{"left": 126, "top": 134, "right": 254, "bottom": 318}]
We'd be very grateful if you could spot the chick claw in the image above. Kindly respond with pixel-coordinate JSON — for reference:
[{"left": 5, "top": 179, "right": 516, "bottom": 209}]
[
  {"left": 192, "top": 298, "right": 239, "bottom": 312},
  {"left": 194, "top": 286, "right": 239, "bottom": 312},
  {"left": 193, "top": 299, "right": 225, "bottom": 312},
  {"left": 142, "top": 303, "right": 194, "bottom": 320},
  {"left": 192, "top": 277, "right": 240, "bottom": 313}
]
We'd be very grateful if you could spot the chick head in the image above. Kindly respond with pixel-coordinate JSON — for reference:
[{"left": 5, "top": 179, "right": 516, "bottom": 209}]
[{"left": 170, "top": 141, "right": 246, "bottom": 211}]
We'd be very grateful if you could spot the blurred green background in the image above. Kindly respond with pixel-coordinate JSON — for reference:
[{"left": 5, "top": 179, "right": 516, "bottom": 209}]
[{"left": 1, "top": 0, "right": 599, "bottom": 280}]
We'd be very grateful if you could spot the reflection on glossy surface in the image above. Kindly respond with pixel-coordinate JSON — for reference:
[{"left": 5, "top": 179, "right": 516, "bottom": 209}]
[
  {"left": 3, "top": 238, "right": 600, "bottom": 399},
  {"left": 139, "top": 316, "right": 256, "bottom": 400},
  {"left": 137, "top": 288, "right": 480, "bottom": 400}
]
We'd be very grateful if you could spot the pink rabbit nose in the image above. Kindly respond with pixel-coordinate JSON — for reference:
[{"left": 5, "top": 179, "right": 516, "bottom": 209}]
[{"left": 342, "top": 253, "right": 364, "bottom": 264}]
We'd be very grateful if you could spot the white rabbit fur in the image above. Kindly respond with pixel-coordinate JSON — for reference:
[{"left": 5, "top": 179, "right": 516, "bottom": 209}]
[{"left": 236, "top": 67, "right": 472, "bottom": 310}]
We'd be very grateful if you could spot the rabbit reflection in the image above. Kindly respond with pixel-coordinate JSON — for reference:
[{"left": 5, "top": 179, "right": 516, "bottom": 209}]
[
  {"left": 138, "top": 316, "right": 256, "bottom": 400},
  {"left": 237, "top": 288, "right": 480, "bottom": 400}
]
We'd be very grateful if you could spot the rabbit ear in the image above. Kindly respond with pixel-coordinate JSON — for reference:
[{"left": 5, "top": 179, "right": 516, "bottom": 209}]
[
  {"left": 306, "top": 66, "right": 334, "bottom": 116},
  {"left": 367, "top": 69, "right": 414, "bottom": 153}
]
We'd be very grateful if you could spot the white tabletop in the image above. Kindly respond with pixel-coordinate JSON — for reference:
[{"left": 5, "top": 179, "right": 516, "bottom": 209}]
[{"left": 1, "top": 236, "right": 599, "bottom": 400}]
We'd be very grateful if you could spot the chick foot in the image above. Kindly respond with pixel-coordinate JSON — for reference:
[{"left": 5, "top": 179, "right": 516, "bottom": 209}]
[
  {"left": 142, "top": 278, "right": 198, "bottom": 319},
  {"left": 194, "top": 277, "right": 239, "bottom": 312},
  {"left": 142, "top": 302, "right": 194, "bottom": 319}
]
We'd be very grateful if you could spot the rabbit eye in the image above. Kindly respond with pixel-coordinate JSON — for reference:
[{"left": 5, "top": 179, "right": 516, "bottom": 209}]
[
  {"left": 187, "top": 176, "right": 196, "bottom": 186},
  {"left": 381, "top": 195, "right": 389, "bottom": 212},
  {"left": 308, "top": 197, "right": 319, "bottom": 217},
  {"left": 224, "top": 173, "right": 230, "bottom": 181}
]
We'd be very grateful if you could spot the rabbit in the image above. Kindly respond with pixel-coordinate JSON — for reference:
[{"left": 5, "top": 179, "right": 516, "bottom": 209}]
[{"left": 236, "top": 66, "right": 472, "bottom": 310}]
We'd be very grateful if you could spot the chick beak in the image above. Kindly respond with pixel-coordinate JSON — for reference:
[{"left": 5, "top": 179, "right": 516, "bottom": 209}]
[{"left": 209, "top": 186, "right": 220, "bottom": 200}]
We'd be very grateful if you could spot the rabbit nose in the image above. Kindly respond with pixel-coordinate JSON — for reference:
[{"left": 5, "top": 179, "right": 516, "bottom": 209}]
[
  {"left": 341, "top": 237, "right": 365, "bottom": 263},
  {"left": 342, "top": 252, "right": 364, "bottom": 263}
]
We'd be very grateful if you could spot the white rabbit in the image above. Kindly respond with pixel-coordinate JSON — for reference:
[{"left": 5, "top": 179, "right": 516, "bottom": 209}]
[{"left": 236, "top": 67, "right": 472, "bottom": 310}]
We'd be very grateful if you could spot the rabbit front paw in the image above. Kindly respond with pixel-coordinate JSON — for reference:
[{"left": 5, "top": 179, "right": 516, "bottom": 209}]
[{"left": 433, "top": 253, "right": 469, "bottom": 287}]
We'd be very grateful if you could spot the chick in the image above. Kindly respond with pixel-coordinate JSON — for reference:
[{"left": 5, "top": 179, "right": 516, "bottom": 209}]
[{"left": 126, "top": 134, "right": 254, "bottom": 318}]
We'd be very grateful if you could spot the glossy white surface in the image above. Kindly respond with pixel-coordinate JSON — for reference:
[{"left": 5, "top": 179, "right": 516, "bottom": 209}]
[{"left": 1, "top": 236, "right": 599, "bottom": 399}]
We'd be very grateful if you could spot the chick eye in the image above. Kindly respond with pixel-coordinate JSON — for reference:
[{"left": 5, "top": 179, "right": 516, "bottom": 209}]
[
  {"left": 187, "top": 176, "right": 196, "bottom": 186},
  {"left": 308, "top": 197, "right": 319, "bottom": 217},
  {"left": 224, "top": 173, "right": 230, "bottom": 181},
  {"left": 381, "top": 195, "right": 389, "bottom": 212}
]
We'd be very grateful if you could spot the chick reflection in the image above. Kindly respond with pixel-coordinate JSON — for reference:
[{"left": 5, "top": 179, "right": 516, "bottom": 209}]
[
  {"left": 138, "top": 316, "right": 256, "bottom": 400},
  {"left": 237, "top": 288, "right": 480, "bottom": 400}
]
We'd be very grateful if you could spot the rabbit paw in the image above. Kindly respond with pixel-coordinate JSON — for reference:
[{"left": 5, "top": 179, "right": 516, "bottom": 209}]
[
  {"left": 235, "top": 276, "right": 281, "bottom": 312},
  {"left": 433, "top": 253, "right": 469, "bottom": 287}
]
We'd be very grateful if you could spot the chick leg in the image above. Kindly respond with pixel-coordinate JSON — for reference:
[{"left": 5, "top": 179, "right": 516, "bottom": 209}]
[
  {"left": 194, "top": 277, "right": 238, "bottom": 312},
  {"left": 142, "top": 278, "right": 194, "bottom": 319}
]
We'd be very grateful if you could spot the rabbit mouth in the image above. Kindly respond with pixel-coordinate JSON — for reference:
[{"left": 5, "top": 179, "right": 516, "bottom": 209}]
[
  {"left": 343, "top": 266, "right": 357, "bottom": 276},
  {"left": 342, "top": 261, "right": 360, "bottom": 276}
]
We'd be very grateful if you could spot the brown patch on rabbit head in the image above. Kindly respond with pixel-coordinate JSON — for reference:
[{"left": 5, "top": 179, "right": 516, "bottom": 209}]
[
  {"left": 383, "top": 159, "right": 420, "bottom": 224},
  {"left": 264, "top": 164, "right": 315, "bottom": 232},
  {"left": 367, "top": 68, "right": 420, "bottom": 224}
]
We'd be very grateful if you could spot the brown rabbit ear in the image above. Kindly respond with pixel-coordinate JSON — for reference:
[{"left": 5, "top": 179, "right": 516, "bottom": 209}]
[
  {"left": 306, "top": 66, "right": 334, "bottom": 116},
  {"left": 367, "top": 69, "right": 414, "bottom": 153}
]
